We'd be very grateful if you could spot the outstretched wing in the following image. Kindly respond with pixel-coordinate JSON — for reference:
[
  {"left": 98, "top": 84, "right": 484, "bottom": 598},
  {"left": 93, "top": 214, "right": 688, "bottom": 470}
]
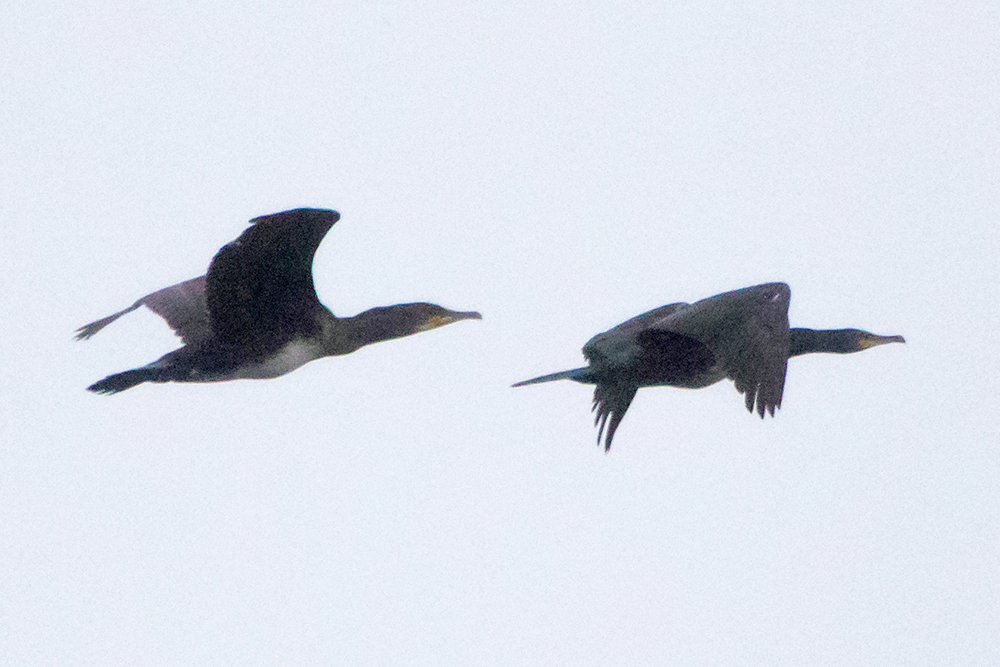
[
  {"left": 75, "top": 276, "right": 210, "bottom": 346},
  {"left": 205, "top": 208, "right": 339, "bottom": 358}
]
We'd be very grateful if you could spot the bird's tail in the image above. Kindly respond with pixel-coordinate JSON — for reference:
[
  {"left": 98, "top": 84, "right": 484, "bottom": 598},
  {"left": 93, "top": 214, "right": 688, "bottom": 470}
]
[
  {"left": 512, "top": 367, "right": 594, "bottom": 387},
  {"left": 87, "top": 366, "right": 164, "bottom": 394}
]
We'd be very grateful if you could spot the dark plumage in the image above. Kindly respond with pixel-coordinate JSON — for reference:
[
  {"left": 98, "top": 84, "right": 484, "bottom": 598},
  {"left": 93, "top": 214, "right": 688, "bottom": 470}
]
[
  {"left": 77, "top": 208, "right": 481, "bottom": 393},
  {"left": 513, "top": 282, "right": 904, "bottom": 450}
]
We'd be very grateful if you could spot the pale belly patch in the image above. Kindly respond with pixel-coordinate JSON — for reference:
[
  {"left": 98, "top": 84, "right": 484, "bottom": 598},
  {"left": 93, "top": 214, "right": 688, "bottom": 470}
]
[{"left": 229, "top": 339, "right": 326, "bottom": 380}]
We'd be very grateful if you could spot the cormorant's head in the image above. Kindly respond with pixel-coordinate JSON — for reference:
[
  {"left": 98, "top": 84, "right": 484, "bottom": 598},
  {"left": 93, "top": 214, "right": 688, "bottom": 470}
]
[
  {"left": 347, "top": 303, "right": 481, "bottom": 350},
  {"left": 854, "top": 329, "right": 906, "bottom": 351},
  {"left": 413, "top": 304, "right": 483, "bottom": 332}
]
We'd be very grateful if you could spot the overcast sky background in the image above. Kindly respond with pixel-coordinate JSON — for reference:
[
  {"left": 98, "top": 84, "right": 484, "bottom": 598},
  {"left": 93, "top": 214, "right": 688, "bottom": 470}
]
[{"left": 2, "top": 1, "right": 998, "bottom": 665}]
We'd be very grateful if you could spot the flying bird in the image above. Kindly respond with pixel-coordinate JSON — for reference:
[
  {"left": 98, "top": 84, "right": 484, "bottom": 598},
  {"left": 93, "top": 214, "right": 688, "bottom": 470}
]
[
  {"left": 512, "top": 282, "right": 904, "bottom": 450},
  {"left": 77, "top": 208, "right": 481, "bottom": 393}
]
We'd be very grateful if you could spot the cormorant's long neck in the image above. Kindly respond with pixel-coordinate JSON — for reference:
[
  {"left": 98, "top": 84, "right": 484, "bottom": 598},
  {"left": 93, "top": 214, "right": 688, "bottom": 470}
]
[
  {"left": 333, "top": 305, "right": 426, "bottom": 353},
  {"left": 789, "top": 328, "right": 853, "bottom": 356},
  {"left": 319, "top": 303, "right": 479, "bottom": 357}
]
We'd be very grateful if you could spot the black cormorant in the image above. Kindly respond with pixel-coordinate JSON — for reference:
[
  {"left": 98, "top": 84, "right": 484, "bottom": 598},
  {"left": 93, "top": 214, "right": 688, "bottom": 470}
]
[
  {"left": 513, "top": 282, "right": 904, "bottom": 450},
  {"left": 77, "top": 208, "right": 481, "bottom": 393}
]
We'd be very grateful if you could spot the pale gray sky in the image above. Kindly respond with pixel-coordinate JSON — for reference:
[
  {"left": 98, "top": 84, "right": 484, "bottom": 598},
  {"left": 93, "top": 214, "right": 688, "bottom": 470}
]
[{"left": 2, "top": 1, "right": 998, "bottom": 665}]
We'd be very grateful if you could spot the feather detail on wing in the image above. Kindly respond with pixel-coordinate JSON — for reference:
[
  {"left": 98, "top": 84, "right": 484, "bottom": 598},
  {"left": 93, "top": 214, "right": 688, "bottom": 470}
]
[{"left": 75, "top": 276, "right": 210, "bottom": 346}]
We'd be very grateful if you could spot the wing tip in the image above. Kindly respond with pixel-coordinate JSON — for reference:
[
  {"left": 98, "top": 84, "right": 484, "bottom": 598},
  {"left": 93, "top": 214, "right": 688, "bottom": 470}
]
[
  {"left": 249, "top": 207, "right": 341, "bottom": 228},
  {"left": 74, "top": 325, "right": 96, "bottom": 341}
]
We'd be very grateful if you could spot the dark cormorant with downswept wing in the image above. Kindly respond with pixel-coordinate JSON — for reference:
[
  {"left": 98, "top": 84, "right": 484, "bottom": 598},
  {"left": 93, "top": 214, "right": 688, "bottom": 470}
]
[{"left": 513, "top": 282, "right": 904, "bottom": 450}]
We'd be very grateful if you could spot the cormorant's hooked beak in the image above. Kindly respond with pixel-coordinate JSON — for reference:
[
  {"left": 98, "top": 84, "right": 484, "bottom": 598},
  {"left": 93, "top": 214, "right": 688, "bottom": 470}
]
[
  {"left": 419, "top": 310, "right": 482, "bottom": 331},
  {"left": 858, "top": 332, "right": 906, "bottom": 349}
]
